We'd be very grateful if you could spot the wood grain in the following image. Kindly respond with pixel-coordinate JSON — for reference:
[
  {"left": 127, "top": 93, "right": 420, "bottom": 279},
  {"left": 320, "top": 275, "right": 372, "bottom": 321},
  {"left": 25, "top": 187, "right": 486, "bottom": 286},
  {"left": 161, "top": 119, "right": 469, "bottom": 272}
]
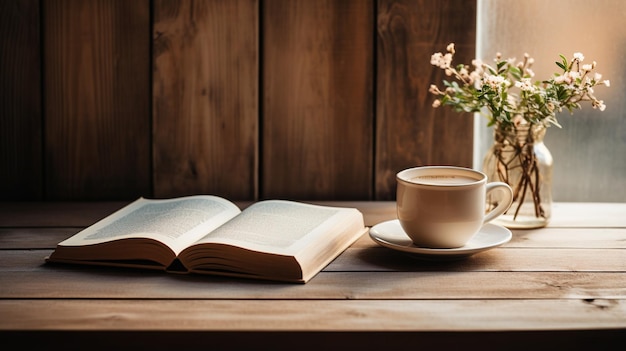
[
  {"left": 43, "top": 0, "right": 151, "bottom": 200},
  {"left": 2, "top": 299, "right": 624, "bottom": 331},
  {"left": 2, "top": 265, "right": 625, "bottom": 300},
  {"left": 1, "top": 201, "right": 625, "bottom": 349},
  {"left": 0, "top": 228, "right": 79, "bottom": 249},
  {"left": 375, "top": 0, "right": 477, "bottom": 199},
  {"left": 153, "top": 0, "right": 258, "bottom": 200},
  {"left": 0, "top": 0, "right": 42, "bottom": 200},
  {"left": 4, "top": 243, "right": 625, "bottom": 273},
  {"left": 261, "top": 0, "right": 374, "bottom": 200},
  {"left": 2, "top": 0, "right": 482, "bottom": 201},
  {"left": 330, "top": 247, "right": 626, "bottom": 272}
]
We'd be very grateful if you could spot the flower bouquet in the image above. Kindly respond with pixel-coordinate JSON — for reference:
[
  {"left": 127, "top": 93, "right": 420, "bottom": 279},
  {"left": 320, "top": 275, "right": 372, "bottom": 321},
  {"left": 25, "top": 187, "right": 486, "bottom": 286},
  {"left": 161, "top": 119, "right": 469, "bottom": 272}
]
[{"left": 429, "top": 43, "right": 609, "bottom": 228}]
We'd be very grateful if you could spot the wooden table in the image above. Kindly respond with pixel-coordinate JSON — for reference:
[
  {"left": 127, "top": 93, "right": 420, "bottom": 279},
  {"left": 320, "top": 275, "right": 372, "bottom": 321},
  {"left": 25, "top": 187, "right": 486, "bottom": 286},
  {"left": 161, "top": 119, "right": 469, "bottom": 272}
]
[{"left": 1, "top": 201, "right": 625, "bottom": 350}]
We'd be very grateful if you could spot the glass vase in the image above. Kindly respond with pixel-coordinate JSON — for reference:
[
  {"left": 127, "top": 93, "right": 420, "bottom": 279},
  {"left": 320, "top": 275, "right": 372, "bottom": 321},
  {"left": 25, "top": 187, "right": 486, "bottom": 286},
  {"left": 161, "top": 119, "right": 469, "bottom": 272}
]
[{"left": 482, "top": 122, "right": 553, "bottom": 229}]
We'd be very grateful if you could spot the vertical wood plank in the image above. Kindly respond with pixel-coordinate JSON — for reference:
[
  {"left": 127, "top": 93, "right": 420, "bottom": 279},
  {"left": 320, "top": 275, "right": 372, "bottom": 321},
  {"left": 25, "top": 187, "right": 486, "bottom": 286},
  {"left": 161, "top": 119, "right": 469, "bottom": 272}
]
[
  {"left": 153, "top": 0, "right": 258, "bottom": 200},
  {"left": 376, "top": 0, "right": 476, "bottom": 199},
  {"left": 44, "top": 0, "right": 151, "bottom": 200},
  {"left": 262, "top": 0, "right": 374, "bottom": 200},
  {"left": 0, "top": 0, "right": 42, "bottom": 200}
]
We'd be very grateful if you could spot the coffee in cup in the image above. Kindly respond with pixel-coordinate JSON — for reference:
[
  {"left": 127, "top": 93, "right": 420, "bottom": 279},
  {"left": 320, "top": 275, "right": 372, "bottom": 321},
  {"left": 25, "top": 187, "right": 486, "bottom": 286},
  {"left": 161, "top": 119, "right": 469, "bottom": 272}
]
[{"left": 396, "top": 166, "right": 513, "bottom": 248}]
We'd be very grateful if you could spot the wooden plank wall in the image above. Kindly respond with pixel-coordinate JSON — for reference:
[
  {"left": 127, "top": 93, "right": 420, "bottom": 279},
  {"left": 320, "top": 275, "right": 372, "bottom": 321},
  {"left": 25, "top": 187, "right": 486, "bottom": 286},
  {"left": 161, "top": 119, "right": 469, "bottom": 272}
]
[
  {"left": 0, "top": 0, "right": 42, "bottom": 200},
  {"left": 0, "top": 0, "right": 476, "bottom": 202}
]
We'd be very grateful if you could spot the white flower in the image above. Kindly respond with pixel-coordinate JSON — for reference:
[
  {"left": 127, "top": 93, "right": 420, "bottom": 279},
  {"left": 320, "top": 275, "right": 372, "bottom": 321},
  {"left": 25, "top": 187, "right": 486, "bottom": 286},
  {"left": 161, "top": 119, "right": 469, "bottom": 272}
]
[
  {"left": 428, "top": 44, "right": 610, "bottom": 129},
  {"left": 514, "top": 77, "right": 537, "bottom": 92},
  {"left": 430, "top": 53, "right": 447, "bottom": 68},
  {"left": 430, "top": 52, "right": 454, "bottom": 69},
  {"left": 430, "top": 53, "right": 442, "bottom": 66},
  {"left": 593, "top": 100, "right": 606, "bottom": 111},
  {"left": 469, "top": 71, "right": 481, "bottom": 82},
  {"left": 555, "top": 71, "right": 581, "bottom": 85},
  {"left": 554, "top": 74, "right": 570, "bottom": 84},
  {"left": 485, "top": 74, "right": 510, "bottom": 90}
]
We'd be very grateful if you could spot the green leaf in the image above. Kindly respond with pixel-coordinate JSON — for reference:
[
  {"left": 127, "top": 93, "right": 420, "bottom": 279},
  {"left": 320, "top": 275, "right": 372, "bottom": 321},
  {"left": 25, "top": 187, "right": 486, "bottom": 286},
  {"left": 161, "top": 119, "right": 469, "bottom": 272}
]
[
  {"left": 510, "top": 66, "right": 522, "bottom": 80},
  {"left": 559, "top": 54, "right": 569, "bottom": 72},
  {"left": 496, "top": 61, "right": 507, "bottom": 73}
]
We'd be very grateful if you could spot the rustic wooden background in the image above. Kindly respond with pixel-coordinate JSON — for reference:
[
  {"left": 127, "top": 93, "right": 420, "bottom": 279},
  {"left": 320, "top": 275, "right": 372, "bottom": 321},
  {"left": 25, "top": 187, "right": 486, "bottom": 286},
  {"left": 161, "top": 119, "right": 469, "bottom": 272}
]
[{"left": 0, "top": 0, "right": 476, "bottom": 201}]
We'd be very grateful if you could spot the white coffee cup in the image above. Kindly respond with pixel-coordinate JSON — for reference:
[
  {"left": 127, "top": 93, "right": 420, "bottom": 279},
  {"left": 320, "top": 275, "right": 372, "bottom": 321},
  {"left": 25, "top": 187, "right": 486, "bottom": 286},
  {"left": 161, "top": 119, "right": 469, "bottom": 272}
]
[{"left": 396, "top": 166, "right": 513, "bottom": 248}]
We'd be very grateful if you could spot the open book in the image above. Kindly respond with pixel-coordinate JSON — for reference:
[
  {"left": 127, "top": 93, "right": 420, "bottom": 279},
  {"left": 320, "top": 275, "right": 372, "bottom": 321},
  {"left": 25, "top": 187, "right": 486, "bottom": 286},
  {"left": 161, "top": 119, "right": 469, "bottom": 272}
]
[{"left": 47, "top": 196, "right": 367, "bottom": 283}]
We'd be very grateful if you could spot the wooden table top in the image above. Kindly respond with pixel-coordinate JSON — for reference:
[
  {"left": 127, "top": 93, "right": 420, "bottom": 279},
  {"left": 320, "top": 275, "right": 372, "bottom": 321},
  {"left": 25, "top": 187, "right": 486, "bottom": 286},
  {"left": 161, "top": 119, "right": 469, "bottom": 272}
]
[{"left": 1, "top": 201, "right": 625, "bottom": 350}]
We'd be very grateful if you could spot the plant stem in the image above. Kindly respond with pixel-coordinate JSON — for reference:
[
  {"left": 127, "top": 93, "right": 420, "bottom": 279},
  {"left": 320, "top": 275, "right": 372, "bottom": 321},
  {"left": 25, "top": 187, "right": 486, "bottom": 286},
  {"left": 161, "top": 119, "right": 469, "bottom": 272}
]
[{"left": 489, "top": 124, "right": 547, "bottom": 221}]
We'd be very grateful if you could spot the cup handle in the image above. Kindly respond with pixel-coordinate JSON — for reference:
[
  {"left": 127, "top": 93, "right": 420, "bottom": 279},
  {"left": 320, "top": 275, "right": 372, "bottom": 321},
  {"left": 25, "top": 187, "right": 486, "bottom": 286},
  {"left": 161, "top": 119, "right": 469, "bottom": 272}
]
[{"left": 483, "top": 182, "right": 513, "bottom": 224}]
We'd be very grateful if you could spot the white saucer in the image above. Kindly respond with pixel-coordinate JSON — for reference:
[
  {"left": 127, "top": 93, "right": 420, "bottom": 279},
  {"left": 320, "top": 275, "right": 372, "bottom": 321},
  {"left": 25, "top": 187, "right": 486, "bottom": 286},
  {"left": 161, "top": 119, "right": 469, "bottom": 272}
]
[{"left": 369, "top": 219, "right": 511, "bottom": 261}]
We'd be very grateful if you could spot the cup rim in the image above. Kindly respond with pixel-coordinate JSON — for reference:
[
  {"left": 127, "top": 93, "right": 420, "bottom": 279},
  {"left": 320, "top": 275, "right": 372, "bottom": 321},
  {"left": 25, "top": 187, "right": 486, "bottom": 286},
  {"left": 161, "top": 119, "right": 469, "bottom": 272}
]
[{"left": 397, "top": 166, "right": 486, "bottom": 187}]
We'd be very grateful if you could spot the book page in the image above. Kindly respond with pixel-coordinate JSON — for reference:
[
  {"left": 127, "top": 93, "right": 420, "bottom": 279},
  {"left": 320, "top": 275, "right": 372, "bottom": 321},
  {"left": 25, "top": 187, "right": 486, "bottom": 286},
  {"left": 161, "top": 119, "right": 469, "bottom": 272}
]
[
  {"left": 57, "top": 196, "right": 241, "bottom": 255},
  {"left": 191, "top": 200, "right": 353, "bottom": 254}
]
